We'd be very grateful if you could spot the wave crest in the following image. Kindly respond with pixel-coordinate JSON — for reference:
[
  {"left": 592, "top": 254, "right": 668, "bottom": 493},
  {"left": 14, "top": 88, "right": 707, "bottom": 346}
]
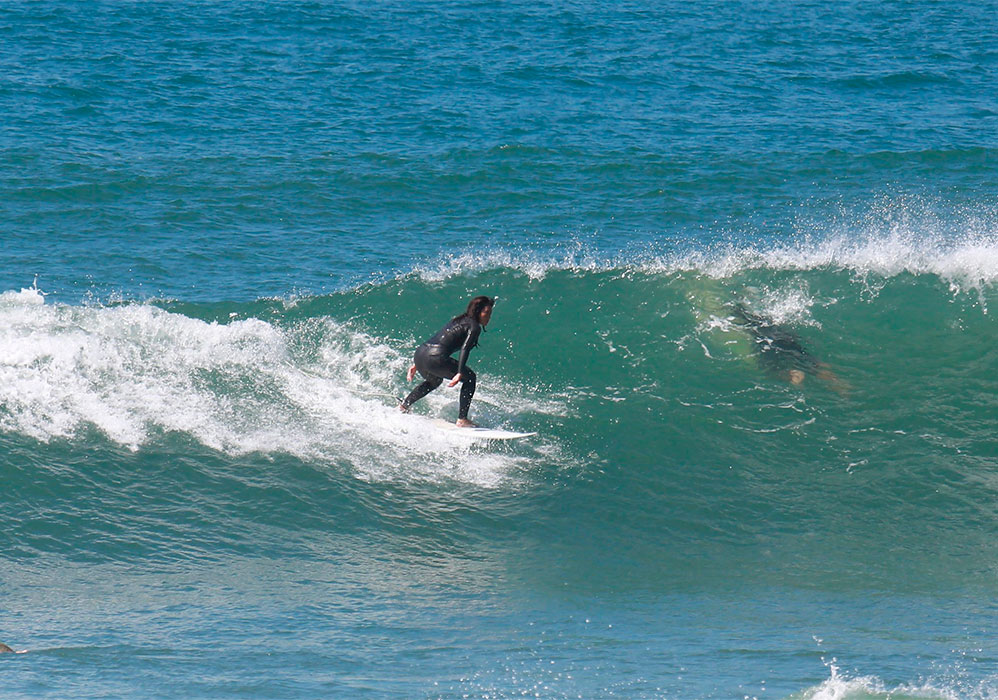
[{"left": 410, "top": 230, "right": 998, "bottom": 296}]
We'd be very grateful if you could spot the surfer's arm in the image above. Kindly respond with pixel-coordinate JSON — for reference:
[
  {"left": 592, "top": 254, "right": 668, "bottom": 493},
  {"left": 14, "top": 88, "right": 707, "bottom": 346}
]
[
  {"left": 455, "top": 325, "right": 479, "bottom": 375},
  {"left": 450, "top": 323, "right": 480, "bottom": 387},
  {"left": 407, "top": 364, "right": 417, "bottom": 382}
]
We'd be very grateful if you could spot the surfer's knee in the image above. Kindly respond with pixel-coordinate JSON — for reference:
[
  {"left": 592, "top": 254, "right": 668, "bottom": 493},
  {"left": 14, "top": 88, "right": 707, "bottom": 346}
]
[{"left": 417, "top": 376, "right": 442, "bottom": 392}]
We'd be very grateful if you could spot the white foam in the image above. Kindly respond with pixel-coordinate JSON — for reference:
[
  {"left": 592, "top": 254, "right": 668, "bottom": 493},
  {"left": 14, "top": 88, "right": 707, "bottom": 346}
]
[
  {"left": 666, "top": 231, "right": 998, "bottom": 291},
  {"left": 0, "top": 283, "right": 46, "bottom": 306},
  {"left": 799, "top": 674, "right": 952, "bottom": 700},
  {"left": 744, "top": 283, "right": 824, "bottom": 328},
  {"left": 405, "top": 204, "right": 998, "bottom": 295},
  {"left": 796, "top": 661, "right": 998, "bottom": 700},
  {"left": 0, "top": 291, "right": 536, "bottom": 487},
  {"left": 411, "top": 240, "right": 609, "bottom": 283}
]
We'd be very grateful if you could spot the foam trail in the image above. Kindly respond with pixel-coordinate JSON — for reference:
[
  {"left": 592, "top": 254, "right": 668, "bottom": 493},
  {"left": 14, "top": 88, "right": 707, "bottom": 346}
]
[{"left": 0, "top": 288, "right": 532, "bottom": 486}]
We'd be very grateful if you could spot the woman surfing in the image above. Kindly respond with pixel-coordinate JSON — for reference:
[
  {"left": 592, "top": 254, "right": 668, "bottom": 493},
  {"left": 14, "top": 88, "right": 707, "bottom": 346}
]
[{"left": 399, "top": 295, "right": 495, "bottom": 427}]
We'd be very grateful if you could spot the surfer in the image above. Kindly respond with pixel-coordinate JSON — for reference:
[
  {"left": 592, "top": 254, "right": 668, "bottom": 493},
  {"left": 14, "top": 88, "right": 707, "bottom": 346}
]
[
  {"left": 0, "top": 642, "right": 13, "bottom": 653},
  {"left": 731, "top": 304, "right": 846, "bottom": 391},
  {"left": 400, "top": 295, "right": 495, "bottom": 427}
]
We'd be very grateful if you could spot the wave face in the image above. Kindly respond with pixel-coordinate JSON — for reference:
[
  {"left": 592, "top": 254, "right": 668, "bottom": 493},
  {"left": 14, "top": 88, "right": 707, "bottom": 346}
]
[{"left": 3, "top": 244, "right": 998, "bottom": 569}]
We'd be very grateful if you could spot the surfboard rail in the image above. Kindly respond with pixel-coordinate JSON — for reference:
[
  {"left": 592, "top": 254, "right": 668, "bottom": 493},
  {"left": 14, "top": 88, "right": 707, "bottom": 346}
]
[{"left": 427, "top": 418, "right": 537, "bottom": 441}]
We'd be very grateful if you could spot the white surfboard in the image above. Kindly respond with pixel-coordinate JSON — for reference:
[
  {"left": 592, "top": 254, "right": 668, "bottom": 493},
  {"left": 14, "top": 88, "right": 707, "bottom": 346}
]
[{"left": 428, "top": 418, "right": 537, "bottom": 441}]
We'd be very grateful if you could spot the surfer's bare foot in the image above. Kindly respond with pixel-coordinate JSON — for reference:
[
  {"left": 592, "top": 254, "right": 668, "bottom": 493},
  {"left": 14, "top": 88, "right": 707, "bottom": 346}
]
[
  {"left": 455, "top": 418, "right": 477, "bottom": 428},
  {"left": 398, "top": 403, "right": 410, "bottom": 413}
]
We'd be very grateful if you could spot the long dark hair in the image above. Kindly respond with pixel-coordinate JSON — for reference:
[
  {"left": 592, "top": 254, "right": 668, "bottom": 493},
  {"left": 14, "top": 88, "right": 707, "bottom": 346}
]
[{"left": 452, "top": 295, "right": 495, "bottom": 323}]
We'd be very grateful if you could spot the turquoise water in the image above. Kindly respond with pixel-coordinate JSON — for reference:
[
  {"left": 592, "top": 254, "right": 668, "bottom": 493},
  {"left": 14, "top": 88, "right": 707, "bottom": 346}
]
[{"left": 3, "top": 1, "right": 998, "bottom": 698}]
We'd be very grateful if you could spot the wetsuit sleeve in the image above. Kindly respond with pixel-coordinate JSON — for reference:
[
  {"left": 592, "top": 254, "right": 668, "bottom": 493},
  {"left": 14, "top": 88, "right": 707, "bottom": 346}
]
[{"left": 456, "top": 322, "right": 481, "bottom": 376}]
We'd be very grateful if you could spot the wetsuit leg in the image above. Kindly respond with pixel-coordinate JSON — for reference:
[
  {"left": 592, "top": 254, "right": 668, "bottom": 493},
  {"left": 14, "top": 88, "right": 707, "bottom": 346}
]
[
  {"left": 457, "top": 367, "right": 476, "bottom": 420},
  {"left": 402, "top": 375, "right": 443, "bottom": 409}
]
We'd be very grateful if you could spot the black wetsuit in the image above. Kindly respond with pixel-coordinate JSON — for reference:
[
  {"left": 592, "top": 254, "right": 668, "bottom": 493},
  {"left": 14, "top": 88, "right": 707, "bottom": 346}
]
[
  {"left": 732, "top": 305, "right": 818, "bottom": 377},
  {"left": 401, "top": 315, "right": 482, "bottom": 419}
]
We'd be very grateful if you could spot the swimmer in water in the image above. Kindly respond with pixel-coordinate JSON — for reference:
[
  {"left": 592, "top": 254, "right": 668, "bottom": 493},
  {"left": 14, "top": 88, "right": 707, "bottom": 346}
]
[
  {"left": 732, "top": 304, "right": 847, "bottom": 391},
  {"left": 400, "top": 295, "right": 495, "bottom": 427}
]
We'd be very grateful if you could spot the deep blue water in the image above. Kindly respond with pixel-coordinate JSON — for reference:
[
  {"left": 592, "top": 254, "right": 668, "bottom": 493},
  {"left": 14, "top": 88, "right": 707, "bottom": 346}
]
[{"left": 3, "top": 1, "right": 998, "bottom": 698}]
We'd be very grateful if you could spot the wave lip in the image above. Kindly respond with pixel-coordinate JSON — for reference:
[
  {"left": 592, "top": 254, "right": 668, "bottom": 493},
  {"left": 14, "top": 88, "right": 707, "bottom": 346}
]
[
  {"left": 408, "top": 226, "right": 998, "bottom": 296},
  {"left": 669, "top": 232, "right": 998, "bottom": 290}
]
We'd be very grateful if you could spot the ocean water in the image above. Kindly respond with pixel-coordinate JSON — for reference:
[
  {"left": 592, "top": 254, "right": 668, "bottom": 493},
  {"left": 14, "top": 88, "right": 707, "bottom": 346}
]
[{"left": 3, "top": 1, "right": 998, "bottom": 697}]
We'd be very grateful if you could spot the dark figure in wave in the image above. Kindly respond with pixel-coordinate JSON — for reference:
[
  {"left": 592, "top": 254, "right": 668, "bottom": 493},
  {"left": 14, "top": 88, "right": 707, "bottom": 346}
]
[
  {"left": 732, "top": 304, "right": 846, "bottom": 391},
  {"left": 400, "top": 296, "right": 495, "bottom": 427}
]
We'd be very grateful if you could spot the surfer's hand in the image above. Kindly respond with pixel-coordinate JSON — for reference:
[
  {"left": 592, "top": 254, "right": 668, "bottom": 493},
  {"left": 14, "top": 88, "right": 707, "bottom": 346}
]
[
  {"left": 447, "top": 373, "right": 461, "bottom": 388},
  {"left": 407, "top": 364, "right": 417, "bottom": 382}
]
